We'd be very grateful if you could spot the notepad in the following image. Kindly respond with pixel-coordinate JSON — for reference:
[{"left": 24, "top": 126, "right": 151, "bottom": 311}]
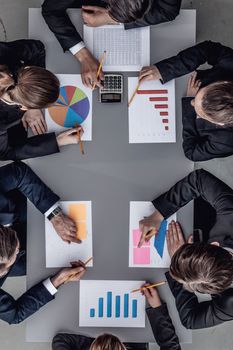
[{"left": 84, "top": 24, "right": 150, "bottom": 71}]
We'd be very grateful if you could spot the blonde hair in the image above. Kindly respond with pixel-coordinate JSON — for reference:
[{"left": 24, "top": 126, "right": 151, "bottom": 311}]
[
  {"left": 90, "top": 334, "right": 126, "bottom": 350},
  {"left": 0, "top": 64, "right": 59, "bottom": 109}
]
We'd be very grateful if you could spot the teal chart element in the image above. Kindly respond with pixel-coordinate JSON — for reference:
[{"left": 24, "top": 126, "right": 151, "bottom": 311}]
[
  {"left": 89, "top": 291, "right": 137, "bottom": 319},
  {"left": 48, "top": 85, "right": 90, "bottom": 127},
  {"left": 154, "top": 220, "right": 168, "bottom": 258}
]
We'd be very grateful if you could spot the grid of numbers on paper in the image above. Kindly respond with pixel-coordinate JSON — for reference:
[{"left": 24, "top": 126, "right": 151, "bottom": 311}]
[{"left": 93, "top": 28, "right": 142, "bottom": 65}]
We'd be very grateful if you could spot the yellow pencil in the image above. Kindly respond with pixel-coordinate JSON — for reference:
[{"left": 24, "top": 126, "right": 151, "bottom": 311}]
[
  {"left": 128, "top": 82, "right": 140, "bottom": 107},
  {"left": 92, "top": 50, "right": 107, "bottom": 90},
  {"left": 131, "top": 281, "right": 167, "bottom": 293}
]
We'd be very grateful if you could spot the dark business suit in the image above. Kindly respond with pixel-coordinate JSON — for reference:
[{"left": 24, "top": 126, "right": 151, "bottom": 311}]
[
  {"left": 0, "top": 40, "right": 59, "bottom": 160},
  {"left": 0, "top": 161, "right": 59, "bottom": 324},
  {"left": 155, "top": 40, "right": 233, "bottom": 161},
  {"left": 52, "top": 305, "right": 181, "bottom": 350},
  {"left": 152, "top": 169, "right": 233, "bottom": 329},
  {"left": 42, "top": 0, "right": 181, "bottom": 52}
]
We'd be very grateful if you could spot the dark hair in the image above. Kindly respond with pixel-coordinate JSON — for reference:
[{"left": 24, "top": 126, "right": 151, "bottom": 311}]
[
  {"left": 202, "top": 81, "right": 233, "bottom": 125},
  {"left": 90, "top": 334, "right": 126, "bottom": 350},
  {"left": 108, "top": 0, "right": 151, "bottom": 23},
  {"left": 170, "top": 243, "right": 233, "bottom": 294},
  {"left": 0, "top": 225, "right": 18, "bottom": 274},
  {"left": 0, "top": 64, "right": 59, "bottom": 109}
]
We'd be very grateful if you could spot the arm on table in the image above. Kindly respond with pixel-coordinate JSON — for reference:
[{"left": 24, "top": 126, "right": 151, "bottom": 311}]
[
  {"left": 155, "top": 40, "right": 233, "bottom": 83},
  {"left": 42, "top": 0, "right": 83, "bottom": 51},
  {"left": 147, "top": 305, "right": 181, "bottom": 350},
  {"left": 152, "top": 168, "right": 233, "bottom": 218}
]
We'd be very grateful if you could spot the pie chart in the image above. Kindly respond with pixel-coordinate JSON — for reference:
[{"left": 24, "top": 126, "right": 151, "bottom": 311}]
[{"left": 48, "top": 85, "right": 90, "bottom": 127}]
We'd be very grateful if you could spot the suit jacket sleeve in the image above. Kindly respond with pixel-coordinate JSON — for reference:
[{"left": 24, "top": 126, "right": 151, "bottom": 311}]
[
  {"left": 0, "top": 161, "right": 59, "bottom": 215},
  {"left": 152, "top": 168, "right": 233, "bottom": 219},
  {"left": 146, "top": 305, "right": 181, "bottom": 350},
  {"left": 181, "top": 97, "right": 233, "bottom": 161},
  {"left": 0, "top": 128, "right": 60, "bottom": 161},
  {"left": 0, "top": 282, "right": 54, "bottom": 324},
  {"left": 155, "top": 40, "right": 233, "bottom": 83},
  {"left": 42, "top": 0, "right": 83, "bottom": 51},
  {"left": 166, "top": 272, "right": 233, "bottom": 329},
  {"left": 125, "top": 0, "right": 181, "bottom": 29}
]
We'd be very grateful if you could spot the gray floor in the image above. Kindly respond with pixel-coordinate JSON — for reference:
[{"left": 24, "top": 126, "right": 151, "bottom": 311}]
[{"left": 0, "top": 0, "right": 233, "bottom": 349}]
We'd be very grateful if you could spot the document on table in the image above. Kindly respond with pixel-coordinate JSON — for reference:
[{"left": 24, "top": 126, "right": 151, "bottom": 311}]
[
  {"left": 79, "top": 280, "right": 145, "bottom": 327},
  {"left": 45, "top": 201, "right": 93, "bottom": 267},
  {"left": 83, "top": 24, "right": 150, "bottom": 71},
  {"left": 129, "top": 201, "right": 176, "bottom": 268},
  {"left": 128, "top": 78, "right": 176, "bottom": 143}
]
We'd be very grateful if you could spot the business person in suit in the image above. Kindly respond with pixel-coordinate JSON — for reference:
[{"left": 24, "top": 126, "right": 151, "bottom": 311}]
[
  {"left": 0, "top": 39, "right": 83, "bottom": 160},
  {"left": 138, "top": 169, "right": 233, "bottom": 329},
  {"left": 0, "top": 161, "right": 85, "bottom": 324},
  {"left": 139, "top": 40, "right": 233, "bottom": 161},
  {"left": 52, "top": 285, "right": 181, "bottom": 350},
  {"left": 42, "top": 0, "right": 181, "bottom": 88}
]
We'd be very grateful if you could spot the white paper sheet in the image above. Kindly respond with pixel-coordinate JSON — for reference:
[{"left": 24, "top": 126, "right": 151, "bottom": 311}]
[
  {"left": 45, "top": 201, "right": 93, "bottom": 267},
  {"left": 129, "top": 201, "right": 176, "bottom": 268},
  {"left": 84, "top": 24, "right": 150, "bottom": 71},
  {"left": 45, "top": 74, "right": 92, "bottom": 140},
  {"left": 128, "top": 78, "right": 176, "bottom": 143},
  {"left": 79, "top": 280, "right": 145, "bottom": 327}
]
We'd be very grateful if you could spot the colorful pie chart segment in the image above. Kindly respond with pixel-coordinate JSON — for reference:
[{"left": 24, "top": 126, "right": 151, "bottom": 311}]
[{"left": 48, "top": 85, "right": 90, "bottom": 127}]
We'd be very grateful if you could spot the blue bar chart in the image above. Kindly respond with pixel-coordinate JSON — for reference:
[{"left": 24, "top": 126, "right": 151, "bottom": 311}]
[
  {"left": 79, "top": 280, "right": 145, "bottom": 327},
  {"left": 89, "top": 291, "right": 138, "bottom": 319}
]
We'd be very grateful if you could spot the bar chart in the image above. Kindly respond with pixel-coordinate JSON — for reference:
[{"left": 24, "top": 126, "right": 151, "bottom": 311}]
[
  {"left": 89, "top": 291, "right": 138, "bottom": 319},
  {"left": 79, "top": 280, "right": 145, "bottom": 327},
  {"left": 128, "top": 78, "right": 176, "bottom": 143}
]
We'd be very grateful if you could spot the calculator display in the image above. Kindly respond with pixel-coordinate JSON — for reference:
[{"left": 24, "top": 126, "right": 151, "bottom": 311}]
[{"left": 101, "top": 93, "right": 121, "bottom": 101}]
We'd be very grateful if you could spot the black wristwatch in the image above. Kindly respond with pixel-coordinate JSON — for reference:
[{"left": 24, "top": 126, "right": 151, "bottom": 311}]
[{"left": 47, "top": 206, "right": 62, "bottom": 221}]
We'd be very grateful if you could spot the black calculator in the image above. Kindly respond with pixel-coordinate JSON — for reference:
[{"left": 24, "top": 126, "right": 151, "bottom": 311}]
[{"left": 99, "top": 74, "right": 123, "bottom": 103}]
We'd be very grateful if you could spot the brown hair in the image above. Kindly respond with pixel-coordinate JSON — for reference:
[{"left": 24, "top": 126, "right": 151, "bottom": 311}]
[
  {"left": 170, "top": 243, "right": 233, "bottom": 294},
  {"left": 0, "top": 64, "right": 59, "bottom": 109},
  {"left": 108, "top": 0, "right": 151, "bottom": 23},
  {"left": 90, "top": 334, "right": 126, "bottom": 350},
  {"left": 0, "top": 225, "right": 18, "bottom": 274},
  {"left": 202, "top": 81, "right": 233, "bottom": 125}
]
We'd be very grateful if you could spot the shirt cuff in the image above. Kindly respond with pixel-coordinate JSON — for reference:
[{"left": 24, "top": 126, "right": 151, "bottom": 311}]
[
  {"left": 44, "top": 202, "right": 60, "bottom": 218},
  {"left": 43, "top": 278, "right": 58, "bottom": 296},
  {"left": 69, "top": 41, "right": 86, "bottom": 55}
]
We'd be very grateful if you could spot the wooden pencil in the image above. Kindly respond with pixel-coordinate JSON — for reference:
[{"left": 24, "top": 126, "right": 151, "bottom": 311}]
[
  {"left": 92, "top": 50, "right": 107, "bottom": 90},
  {"left": 77, "top": 129, "right": 85, "bottom": 155},
  {"left": 131, "top": 281, "right": 167, "bottom": 293},
  {"left": 128, "top": 82, "right": 140, "bottom": 107},
  {"left": 64, "top": 257, "right": 93, "bottom": 284}
]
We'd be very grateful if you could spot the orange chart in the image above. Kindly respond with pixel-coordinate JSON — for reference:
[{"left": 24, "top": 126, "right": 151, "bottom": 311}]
[{"left": 48, "top": 85, "right": 90, "bottom": 127}]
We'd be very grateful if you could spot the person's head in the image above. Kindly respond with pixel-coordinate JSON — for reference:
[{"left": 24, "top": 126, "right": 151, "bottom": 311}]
[
  {"left": 191, "top": 81, "right": 233, "bottom": 126},
  {"left": 0, "top": 225, "right": 19, "bottom": 277},
  {"left": 107, "top": 0, "right": 152, "bottom": 23},
  {"left": 0, "top": 64, "right": 59, "bottom": 110},
  {"left": 170, "top": 242, "right": 233, "bottom": 295},
  {"left": 90, "top": 334, "right": 126, "bottom": 350}
]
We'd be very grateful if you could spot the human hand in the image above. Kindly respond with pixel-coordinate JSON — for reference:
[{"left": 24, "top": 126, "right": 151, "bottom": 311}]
[
  {"left": 186, "top": 72, "right": 201, "bottom": 97},
  {"left": 75, "top": 48, "right": 104, "bottom": 88},
  {"left": 82, "top": 6, "right": 117, "bottom": 27},
  {"left": 166, "top": 221, "right": 185, "bottom": 258},
  {"left": 51, "top": 260, "right": 86, "bottom": 288},
  {"left": 50, "top": 212, "right": 81, "bottom": 244},
  {"left": 22, "top": 109, "right": 47, "bottom": 135},
  {"left": 138, "top": 210, "right": 164, "bottom": 248},
  {"left": 141, "top": 283, "right": 162, "bottom": 308},
  {"left": 56, "top": 127, "right": 84, "bottom": 147},
  {"left": 139, "top": 66, "right": 162, "bottom": 85}
]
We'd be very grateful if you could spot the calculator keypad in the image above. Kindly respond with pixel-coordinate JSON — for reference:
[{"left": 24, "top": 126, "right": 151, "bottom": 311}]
[{"left": 101, "top": 75, "right": 123, "bottom": 93}]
